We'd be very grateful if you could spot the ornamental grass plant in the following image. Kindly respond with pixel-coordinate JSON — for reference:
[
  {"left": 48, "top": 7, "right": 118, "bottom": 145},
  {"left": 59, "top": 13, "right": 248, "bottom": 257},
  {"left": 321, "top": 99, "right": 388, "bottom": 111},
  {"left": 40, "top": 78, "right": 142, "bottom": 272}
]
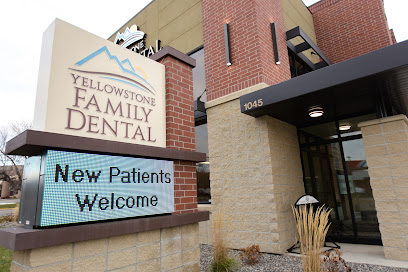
[
  {"left": 12, "top": 204, "right": 19, "bottom": 222},
  {"left": 292, "top": 205, "right": 332, "bottom": 272},
  {"left": 211, "top": 208, "right": 238, "bottom": 272}
]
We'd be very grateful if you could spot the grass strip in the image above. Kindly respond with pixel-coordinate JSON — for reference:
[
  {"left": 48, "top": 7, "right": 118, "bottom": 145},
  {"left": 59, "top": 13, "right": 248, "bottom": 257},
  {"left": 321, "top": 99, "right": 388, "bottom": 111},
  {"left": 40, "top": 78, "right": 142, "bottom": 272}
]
[
  {"left": 0, "top": 246, "right": 12, "bottom": 272},
  {"left": 0, "top": 204, "right": 17, "bottom": 210}
]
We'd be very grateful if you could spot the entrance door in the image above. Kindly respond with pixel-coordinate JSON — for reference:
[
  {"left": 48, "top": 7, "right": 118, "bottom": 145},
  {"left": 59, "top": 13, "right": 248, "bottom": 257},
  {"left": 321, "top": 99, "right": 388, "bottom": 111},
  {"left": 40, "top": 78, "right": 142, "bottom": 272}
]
[{"left": 299, "top": 116, "right": 381, "bottom": 244}]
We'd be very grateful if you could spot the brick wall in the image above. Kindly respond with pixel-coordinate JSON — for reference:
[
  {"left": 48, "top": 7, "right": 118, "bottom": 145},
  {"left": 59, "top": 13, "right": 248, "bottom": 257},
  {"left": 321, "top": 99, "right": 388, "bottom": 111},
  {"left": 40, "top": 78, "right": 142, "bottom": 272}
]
[
  {"left": 160, "top": 54, "right": 198, "bottom": 214},
  {"left": 309, "top": 0, "right": 394, "bottom": 64},
  {"left": 202, "top": 0, "right": 291, "bottom": 101}
]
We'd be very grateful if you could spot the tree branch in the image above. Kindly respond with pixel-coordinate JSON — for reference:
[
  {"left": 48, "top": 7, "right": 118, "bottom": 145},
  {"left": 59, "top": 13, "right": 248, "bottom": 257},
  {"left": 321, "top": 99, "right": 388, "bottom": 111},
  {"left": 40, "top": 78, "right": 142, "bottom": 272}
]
[{"left": 0, "top": 149, "right": 22, "bottom": 183}]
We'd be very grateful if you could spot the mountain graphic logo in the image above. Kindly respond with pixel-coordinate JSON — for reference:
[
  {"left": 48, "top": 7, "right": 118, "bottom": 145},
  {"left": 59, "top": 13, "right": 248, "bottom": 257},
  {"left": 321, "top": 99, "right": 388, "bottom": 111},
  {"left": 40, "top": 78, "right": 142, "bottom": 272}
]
[
  {"left": 114, "top": 25, "right": 145, "bottom": 48},
  {"left": 71, "top": 46, "right": 155, "bottom": 95}
]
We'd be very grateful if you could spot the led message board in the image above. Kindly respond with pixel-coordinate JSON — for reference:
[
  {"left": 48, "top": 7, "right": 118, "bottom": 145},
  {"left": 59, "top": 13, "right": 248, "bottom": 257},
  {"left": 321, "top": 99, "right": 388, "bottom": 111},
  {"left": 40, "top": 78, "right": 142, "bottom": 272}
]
[{"left": 20, "top": 150, "right": 174, "bottom": 228}]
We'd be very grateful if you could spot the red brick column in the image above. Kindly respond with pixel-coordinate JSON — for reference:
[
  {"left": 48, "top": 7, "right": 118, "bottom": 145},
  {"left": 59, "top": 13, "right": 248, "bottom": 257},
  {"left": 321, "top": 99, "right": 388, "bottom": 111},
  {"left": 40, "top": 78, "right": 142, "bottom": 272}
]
[
  {"left": 173, "top": 160, "right": 198, "bottom": 214},
  {"left": 151, "top": 47, "right": 198, "bottom": 214},
  {"left": 309, "top": 0, "right": 394, "bottom": 64},
  {"left": 202, "top": 0, "right": 291, "bottom": 101}
]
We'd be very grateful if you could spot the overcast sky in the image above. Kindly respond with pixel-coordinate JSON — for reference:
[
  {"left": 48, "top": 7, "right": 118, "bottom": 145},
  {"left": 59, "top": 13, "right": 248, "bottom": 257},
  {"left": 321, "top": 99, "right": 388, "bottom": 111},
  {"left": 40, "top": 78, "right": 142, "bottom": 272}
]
[{"left": 0, "top": 0, "right": 406, "bottom": 129}]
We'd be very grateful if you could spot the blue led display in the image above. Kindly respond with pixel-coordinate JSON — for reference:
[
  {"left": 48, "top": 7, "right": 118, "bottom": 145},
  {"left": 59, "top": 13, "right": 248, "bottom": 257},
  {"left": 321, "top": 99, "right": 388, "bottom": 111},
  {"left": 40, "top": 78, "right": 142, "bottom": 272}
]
[{"left": 40, "top": 150, "right": 174, "bottom": 226}]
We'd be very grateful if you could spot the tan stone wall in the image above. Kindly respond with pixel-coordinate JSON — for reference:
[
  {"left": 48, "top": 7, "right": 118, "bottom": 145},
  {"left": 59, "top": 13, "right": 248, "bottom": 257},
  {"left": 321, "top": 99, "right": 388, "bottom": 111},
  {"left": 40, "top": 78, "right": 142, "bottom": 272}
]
[
  {"left": 108, "top": 0, "right": 203, "bottom": 54},
  {"left": 359, "top": 115, "right": 408, "bottom": 261},
  {"left": 10, "top": 223, "right": 200, "bottom": 272},
  {"left": 206, "top": 93, "right": 305, "bottom": 253}
]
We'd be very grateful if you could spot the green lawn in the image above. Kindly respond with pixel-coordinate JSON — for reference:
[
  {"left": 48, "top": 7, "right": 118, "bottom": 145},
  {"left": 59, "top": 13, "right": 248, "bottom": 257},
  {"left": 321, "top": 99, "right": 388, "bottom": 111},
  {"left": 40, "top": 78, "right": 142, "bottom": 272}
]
[
  {"left": 0, "top": 204, "right": 17, "bottom": 210},
  {"left": 0, "top": 214, "right": 16, "bottom": 272},
  {"left": 0, "top": 247, "right": 12, "bottom": 272}
]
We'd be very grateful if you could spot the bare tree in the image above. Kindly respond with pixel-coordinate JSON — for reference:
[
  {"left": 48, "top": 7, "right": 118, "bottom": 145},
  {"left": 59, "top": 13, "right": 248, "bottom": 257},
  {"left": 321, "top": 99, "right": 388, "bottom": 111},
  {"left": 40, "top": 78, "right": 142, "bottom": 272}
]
[{"left": 0, "top": 121, "right": 31, "bottom": 194}]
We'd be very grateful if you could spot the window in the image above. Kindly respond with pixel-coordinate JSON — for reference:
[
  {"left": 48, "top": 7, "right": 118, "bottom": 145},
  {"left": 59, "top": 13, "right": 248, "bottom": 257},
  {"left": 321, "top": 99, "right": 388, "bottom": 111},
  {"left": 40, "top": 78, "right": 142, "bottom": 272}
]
[
  {"left": 289, "top": 50, "right": 312, "bottom": 78},
  {"left": 190, "top": 47, "right": 211, "bottom": 203}
]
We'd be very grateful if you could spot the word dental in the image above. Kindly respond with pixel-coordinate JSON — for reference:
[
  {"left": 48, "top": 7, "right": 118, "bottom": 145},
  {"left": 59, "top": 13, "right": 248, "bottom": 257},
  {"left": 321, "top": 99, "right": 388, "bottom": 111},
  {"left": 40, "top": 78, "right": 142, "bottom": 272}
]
[
  {"left": 54, "top": 164, "right": 172, "bottom": 212},
  {"left": 130, "top": 39, "right": 162, "bottom": 58},
  {"left": 65, "top": 73, "right": 157, "bottom": 142}
]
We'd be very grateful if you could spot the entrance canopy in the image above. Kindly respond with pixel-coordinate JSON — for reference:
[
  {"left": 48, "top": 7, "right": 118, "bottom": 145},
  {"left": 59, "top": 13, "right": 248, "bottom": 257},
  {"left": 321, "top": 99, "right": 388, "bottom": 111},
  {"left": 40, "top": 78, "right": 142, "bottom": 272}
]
[{"left": 240, "top": 40, "right": 408, "bottom": 127}]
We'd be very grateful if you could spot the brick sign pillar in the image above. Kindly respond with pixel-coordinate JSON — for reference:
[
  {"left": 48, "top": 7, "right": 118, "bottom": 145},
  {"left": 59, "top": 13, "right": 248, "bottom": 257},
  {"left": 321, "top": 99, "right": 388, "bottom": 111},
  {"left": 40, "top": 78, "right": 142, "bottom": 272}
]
[{"left": 152, "top": 46, "right": 198, "bottom": 214}]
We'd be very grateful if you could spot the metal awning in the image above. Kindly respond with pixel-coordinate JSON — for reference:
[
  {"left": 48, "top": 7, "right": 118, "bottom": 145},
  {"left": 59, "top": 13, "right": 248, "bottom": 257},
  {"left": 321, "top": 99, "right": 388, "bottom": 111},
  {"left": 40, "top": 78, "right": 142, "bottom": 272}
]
[
  {"left": 286, "top": 26, "right": 332, "bottom": 70},
  {"left": 240, "top": 40, "right": 408, "bottom": 126}
]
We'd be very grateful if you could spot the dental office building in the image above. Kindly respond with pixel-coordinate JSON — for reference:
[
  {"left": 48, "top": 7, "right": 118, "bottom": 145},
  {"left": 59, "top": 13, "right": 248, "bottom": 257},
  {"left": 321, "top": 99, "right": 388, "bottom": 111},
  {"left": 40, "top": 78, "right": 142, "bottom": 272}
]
[{"left": 109, "top": 0, "right": 408, "bottom": 261}]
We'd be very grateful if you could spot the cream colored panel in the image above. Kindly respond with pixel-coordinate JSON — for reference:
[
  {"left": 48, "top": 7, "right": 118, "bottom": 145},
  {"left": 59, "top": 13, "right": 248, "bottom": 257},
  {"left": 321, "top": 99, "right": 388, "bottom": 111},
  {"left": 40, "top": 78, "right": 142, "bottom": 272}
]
[
  {"left": 159, "top": 0, "right": 201, "bottom": 29},
  {"left": 288, "top": 0, "right": 315, "bottom": 29},
  {"left": 159, "top": 0, "right": 174, "bottom": 11},
  {"left": 282, "top": 0, "right": 316, "bottom": 43},
  {"left": 33, "top": 21, "right": 55, "bottom": 130},
  {"left": 109, "top": 0, "right": 203, "bottom": 54},
  {"left": 168, "top": 23, "right": 203, "bottom": 54},
  {"left": 159, "top": 2, "right": 202, "bottom": 48},
  {"left": 34, "top": 19, "right": 166, "bottom": 147},
  {"left": 145, "top": 2, "right": 160, "bottom": 48},
  {"left": 282, "top": 0, "right": 321, "bottom": 63}
]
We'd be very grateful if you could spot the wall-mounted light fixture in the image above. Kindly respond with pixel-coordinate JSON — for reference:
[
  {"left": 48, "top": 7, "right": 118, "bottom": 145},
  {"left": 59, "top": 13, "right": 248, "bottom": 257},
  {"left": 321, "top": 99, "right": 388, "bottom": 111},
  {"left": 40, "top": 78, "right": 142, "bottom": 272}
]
[
  {"left": 271, "top": 23, "right": 280, "bottom": 65},
  {"left": 308, "top": 106, "right": 324, "bottom": 117},
  {"left": 224, "top": 23, "right": 232, "bottom": 66},
  {"left": 339, "top": 125, "right": 352, "bottom": 131}
]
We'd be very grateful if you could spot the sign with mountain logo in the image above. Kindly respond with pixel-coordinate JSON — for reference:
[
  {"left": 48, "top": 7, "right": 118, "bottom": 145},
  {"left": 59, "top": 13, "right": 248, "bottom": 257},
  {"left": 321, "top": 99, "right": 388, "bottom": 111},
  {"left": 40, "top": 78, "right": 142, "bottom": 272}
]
[{"left": 33, "top": 19, "right": 166, "bottom": 147}]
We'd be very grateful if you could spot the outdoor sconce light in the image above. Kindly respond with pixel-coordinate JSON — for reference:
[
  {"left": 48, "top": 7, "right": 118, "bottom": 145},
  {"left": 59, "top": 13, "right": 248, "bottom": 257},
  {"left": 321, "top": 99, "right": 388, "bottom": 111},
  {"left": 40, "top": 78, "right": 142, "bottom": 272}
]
[
  {"left": 309, "top": 106, "right": 324, "bottom": 117},
  {"left": 271, "top": 23, "right": 280, "bottom": 65},
  {"left": 339, "top": 125, "right": 352, "bottom": 131},
  {"left": 224, "top": 23, "right": 232, "bottom": 66}
]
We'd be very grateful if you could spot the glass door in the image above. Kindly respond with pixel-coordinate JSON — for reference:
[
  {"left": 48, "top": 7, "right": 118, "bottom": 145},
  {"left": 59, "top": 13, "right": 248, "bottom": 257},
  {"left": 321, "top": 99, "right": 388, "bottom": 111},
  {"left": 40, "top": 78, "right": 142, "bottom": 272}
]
[
  {"left": 342, "top": 138, "right": 380, "bottom": 241},
  {"left": 301, "top": 142, "right": 356, "bottom": 241},
  {"left": 299, "top": 115, "right": 381, "bottom": 244}
]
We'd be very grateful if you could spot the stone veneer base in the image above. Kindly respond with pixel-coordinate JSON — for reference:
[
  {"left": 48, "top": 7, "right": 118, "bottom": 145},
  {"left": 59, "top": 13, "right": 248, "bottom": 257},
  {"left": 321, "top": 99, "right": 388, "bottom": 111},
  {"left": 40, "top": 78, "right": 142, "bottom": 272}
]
[
  {"left": 4, "top": 212, "right": 208, "bottom": 272},
  {"left": 0, "top": 212, "right": 209, "bottom": 251}
]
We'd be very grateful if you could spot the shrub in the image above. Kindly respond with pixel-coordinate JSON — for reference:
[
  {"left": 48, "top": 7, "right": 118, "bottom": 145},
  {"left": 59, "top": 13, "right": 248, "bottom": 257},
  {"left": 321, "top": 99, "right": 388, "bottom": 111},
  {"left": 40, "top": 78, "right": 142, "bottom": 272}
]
[
  {"left": 322, "top": 248, "right": 351, "bottom": 272},
  {"left": 0, "top": 214, "right": 14, "bottom": 224},
  {"left": 211, "top": 208, "right": 238, "bottom": 272},
  {"left": 292, "top": 205, "right": 332, "bottom": 272},
  {"left": 239, "top": 245, "right": 261, "bottom": 265}
]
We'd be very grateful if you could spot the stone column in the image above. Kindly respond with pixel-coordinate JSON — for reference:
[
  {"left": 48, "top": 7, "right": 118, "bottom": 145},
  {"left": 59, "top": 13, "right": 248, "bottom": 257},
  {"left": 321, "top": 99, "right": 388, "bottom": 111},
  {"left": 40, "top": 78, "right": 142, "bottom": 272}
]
[
  {"left": 359, "top": 115, "right": 408, "bottom": 261},
  {"left": 206, "top": 90, "right": 304, "bottom": 253}
]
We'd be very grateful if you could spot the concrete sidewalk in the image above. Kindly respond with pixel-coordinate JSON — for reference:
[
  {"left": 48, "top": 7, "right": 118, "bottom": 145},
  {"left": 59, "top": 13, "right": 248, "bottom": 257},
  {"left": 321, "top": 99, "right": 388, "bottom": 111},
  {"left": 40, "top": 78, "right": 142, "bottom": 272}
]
[
  {"left": 0, "top": 198, "right": 19, "bottom": 205},
  {"left": 286, "top": 242, "right": 408, "bottom": 269},
  {"left": 339, "top": 243, "right": 408, "bottom": 269}
]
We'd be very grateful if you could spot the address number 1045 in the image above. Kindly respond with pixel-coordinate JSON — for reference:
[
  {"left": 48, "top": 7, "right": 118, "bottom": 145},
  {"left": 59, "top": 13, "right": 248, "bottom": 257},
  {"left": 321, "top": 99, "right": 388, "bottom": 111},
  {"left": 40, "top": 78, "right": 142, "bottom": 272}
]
[{"left": 243, "top": 99, "right": 263, "bottom": 110}]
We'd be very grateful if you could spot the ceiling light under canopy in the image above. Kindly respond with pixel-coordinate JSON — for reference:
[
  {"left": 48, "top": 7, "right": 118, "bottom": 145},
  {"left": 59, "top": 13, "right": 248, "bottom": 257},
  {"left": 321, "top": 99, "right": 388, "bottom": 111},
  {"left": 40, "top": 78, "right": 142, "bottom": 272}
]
[{"left": 308, "top": 106, "right": 324, "bottom": 118}]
